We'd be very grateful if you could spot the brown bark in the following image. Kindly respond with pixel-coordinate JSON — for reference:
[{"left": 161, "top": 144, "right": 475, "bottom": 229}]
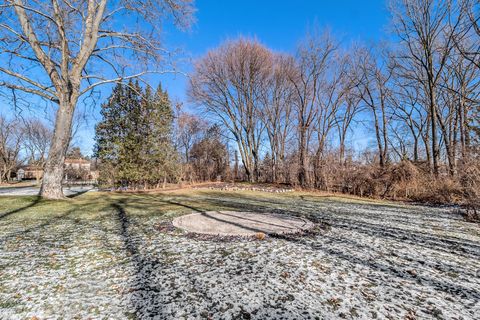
[
  {"left": 428, "top": 77, "right": 440, "bottom": 176},
  {"left": 40, "top": 100, "right": 76, "bottom": 199},
  {"left": 298, "top": 128, "right": 308, "bottom": 187}
]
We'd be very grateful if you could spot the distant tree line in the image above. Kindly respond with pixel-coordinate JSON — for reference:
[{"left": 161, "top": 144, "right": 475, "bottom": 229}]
[
  {"left": 92, "top": 0, "right": 479, "bottom": 205},
  {"left": 187, "top": 0, "right": 479, "bottom": 204},
  {"left": 0, "top": 116, "right": 53, "bottom": 183},
  {"left": 2, "top": 0, "right": 478, "bottom": 208},
  {"left": 0, "top": 114, "right": 86, "bottom": 183}
]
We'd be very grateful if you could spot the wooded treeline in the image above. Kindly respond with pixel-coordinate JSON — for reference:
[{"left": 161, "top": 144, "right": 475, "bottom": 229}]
[
  {"left": 0, "top": 113, "right": 93, "bottom": 183},
  {"left": 187, "top": 0, "right": 479, "bottom": 203},
  {"left": 1, "top": 0, "right": 478, "bottom": 205}
]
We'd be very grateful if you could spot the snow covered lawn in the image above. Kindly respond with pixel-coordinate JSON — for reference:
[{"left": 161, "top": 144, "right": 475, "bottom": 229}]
[{"left": 0, "top": 190, "right": 479, "bottom": 319}]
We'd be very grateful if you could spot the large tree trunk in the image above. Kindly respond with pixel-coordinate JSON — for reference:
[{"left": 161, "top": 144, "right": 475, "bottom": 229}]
[
  {"left": 381, "top": 98, "right": 388, "bottom": 166},
  {"left": 313, "top": 137, "right": 326, "bottom": 189},
  {"left": 413, "top": 136, "right": 419, "bottom": 162},
  {"left": 269, "top": 151, "right": 277, "bottom": 184},
  {"left": 298, "top": 128, "right": 308, "bottom": 187},
  {"left": 427, "top": 58, "right": 440, "bottom": 176},
  {"left": 234, "top": 150, "right": 239, "bottom": 181},
  {"left": 40, "top": 101, "right": 75, "bottom": 199},
  {"left": 372, "top": 107, "right": 385, "bottom": 167},
  {"left": 430, "top": 102, "right": 439, "bottom": 177},
  {"left": 269, "top": 135, "right": 278, "bottom": 183},
  {"left": 339, "top": 132, "right": 346, "bottom": 165},
  {"left": 252, "top": 150, "right": 260, "bottom": 183}
]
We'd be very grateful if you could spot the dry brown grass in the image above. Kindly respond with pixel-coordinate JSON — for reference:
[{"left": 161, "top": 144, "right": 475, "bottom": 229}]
[
  {"left": 254, "top": 232, "right": 266, "bottom": 240},
  {"left": 312, "top": 159, "right": 479, "bottom": 213}
]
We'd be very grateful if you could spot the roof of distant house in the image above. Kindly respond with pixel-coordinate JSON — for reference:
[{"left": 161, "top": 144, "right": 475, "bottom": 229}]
[
  {"left": 20, "top": 165, "right": 43, "bottom": 171},
  {"left": 64, "top": 158, "right": 90, "bottom": 164}
]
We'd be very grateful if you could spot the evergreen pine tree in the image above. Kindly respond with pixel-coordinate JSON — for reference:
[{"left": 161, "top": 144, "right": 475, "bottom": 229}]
[{"left": 94, "top": 82, "right": 179, "bottom": 188}]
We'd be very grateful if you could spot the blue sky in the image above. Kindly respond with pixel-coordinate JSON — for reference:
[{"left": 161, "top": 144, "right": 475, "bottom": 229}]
[
  {"left": 146, "top": 0, "right": 391, "bottom": 156},
  {"left": 162, "top": 0, "right": 391, "bottom": 102},
  {"left": 3, "top": 0, "right": 392, "bottom": 156}
]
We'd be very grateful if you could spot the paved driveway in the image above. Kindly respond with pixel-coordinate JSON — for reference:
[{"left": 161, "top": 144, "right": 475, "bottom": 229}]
[{"left": 0, "top": 185, "right": 96, "bottom": 196}]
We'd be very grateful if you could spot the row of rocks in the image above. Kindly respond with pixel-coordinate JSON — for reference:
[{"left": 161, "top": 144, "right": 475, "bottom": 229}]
[{"left": 193, "top": 184, "right": 295, "bottom": 193}]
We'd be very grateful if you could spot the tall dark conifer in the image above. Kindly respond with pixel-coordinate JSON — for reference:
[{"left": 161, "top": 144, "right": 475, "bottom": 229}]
[{"left": 95, "top": 82, "right": 179, "bottom": 188}]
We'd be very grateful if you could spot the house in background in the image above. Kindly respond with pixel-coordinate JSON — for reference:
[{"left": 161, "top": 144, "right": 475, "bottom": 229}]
[
  {"left": 17, "top": 165, "right": 44, "bottom": 181},
  {"left": 16, "top": 158, "right": 98, "bottom": 182},
  {"left": 16, "top": 168, "right": 24, "bottom": 180},
  {"left": 64, "top": 158, "right": 91, "bottom": 171},
  {"left": 64, "top": 158, "right": 92, "bottom": 181}
]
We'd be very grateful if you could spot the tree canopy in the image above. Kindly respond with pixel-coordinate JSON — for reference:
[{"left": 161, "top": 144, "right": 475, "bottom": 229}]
[{"left": 95, "top": 81, "right": 178, "bottom": 189}]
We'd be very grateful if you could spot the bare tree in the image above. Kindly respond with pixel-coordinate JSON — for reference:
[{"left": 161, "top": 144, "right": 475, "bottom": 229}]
[
  {"left": 353, "top": 47, "right": 392, "bottom": 168},
  {"left": 22, "top": 118, "right": 53, "bottom": 167},
  {"left": 0, "top": 0, "right": 194, "bottom": 198},
  {"left": 288, "top": 31, "right": 336, "bottom": 187},
  {"left": 437, "top": 49, "right": 480, "bottom": 174},
  {"left": 390, "top": 0, "right": 461, "bottom": 175},
  {"left": 312, "top": 52, "right": 348, "bottom": 188},
  {"left": 176, "top": 111, "right": 207, "bottom": 163},
  {"left": 336, "top": 54, "right": 363, "bottom": 165},
  {"left": 189, "top": 38, "right": 271, "bottom": 182},
  {"left": 189, "top": 124, "right": 229, "bottom": 182},
  {"left": 0, "top": 115, "right": 23, "bottom": 183},
  {"left": 259, "top": 54, "right": 294, "bottom": 183},
  {"left": 389, "top": 80, "right": 426, "bottom": 162},
  {"left": 454, "top": 0, "right": 480, "bottom": 70}
]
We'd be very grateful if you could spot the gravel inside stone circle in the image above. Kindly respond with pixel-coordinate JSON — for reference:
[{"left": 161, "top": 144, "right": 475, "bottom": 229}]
[{"left": 172, "top": 211, "right": 315, "bottom": 236}]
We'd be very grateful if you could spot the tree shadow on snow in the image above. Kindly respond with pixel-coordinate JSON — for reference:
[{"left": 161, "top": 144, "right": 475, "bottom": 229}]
[
  {"left": 112, "top": 199, "right": 171, "bottom": 319},
  {"left": 111, "top": 193, "right": 480, "bottom": 318},
  {"left": 0, "top": 196, "right": 41, "bottom": 220}
]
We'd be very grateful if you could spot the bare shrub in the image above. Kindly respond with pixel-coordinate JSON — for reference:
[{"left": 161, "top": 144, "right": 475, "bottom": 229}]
[
  {"left": 333, "top": 160, "right": 467, "bottom": 205},
  {"left": 384, "top": 161, "right": 421, "bottom": 199},
  {"left": 421, "top": 179, "right": 464, "bottom": 204},
  {"left": 459, "top": 159, "right": 480, "bottom": 222},
  {"left": 350, "top": 166, "right": 379, "bottom": 198}
]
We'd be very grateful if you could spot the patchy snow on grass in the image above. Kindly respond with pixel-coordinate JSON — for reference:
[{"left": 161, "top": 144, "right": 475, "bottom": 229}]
[{"left": 0, "top": 191, "right": 479, "bottom": 319}]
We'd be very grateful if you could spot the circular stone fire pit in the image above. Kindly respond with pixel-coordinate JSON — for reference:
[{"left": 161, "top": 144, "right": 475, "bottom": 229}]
[{"left": 172, "top": 211, "right": 314, "bottom": 237}]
